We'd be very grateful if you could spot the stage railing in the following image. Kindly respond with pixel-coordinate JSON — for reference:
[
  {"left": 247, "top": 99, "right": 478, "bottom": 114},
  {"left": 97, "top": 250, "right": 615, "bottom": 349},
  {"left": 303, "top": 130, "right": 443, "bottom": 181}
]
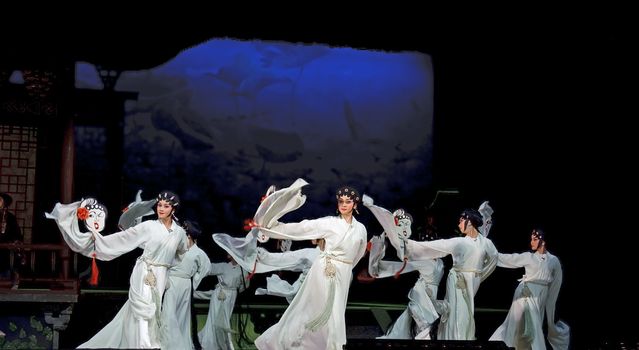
[{"left": 0, "top": 242, "right": 78, "bottom": 291}]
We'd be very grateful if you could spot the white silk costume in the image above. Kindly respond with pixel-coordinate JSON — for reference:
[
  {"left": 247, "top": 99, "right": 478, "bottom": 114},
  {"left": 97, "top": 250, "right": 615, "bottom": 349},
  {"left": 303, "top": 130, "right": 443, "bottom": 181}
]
[
  {"left": 46, "top": 201, "right": 187, "bottom": 348},
  {"left": 363, "top": 196, "right": 445, "bottom": 340},
  {"left": 489, "top": 251, "right": 570, "bottom": 349},
  {"left": 160, "top": 243, "right": 210, "bottom": 350},
  {"left": 364, "top": 195, "right": 498, "bottom": 340},
  {"left": 368, "top": 232, "right": 444, "bottom": 340},
  {"left": 216, "top": 179, "right": 367, "bottom": 349}
]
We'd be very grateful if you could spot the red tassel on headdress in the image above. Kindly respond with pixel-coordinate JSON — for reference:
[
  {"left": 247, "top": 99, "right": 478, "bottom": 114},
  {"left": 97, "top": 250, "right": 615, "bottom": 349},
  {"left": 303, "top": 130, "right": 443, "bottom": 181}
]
[
  {"left": 246, "top": 259, "right": 258, "bottom": 281},
  {"left": 366, "top": 241, "right": 372, "bottom": 252},
  {"left": 89, "top": 252, "right": 99, "bottom": 286},
  {"left": 394, "top": 258, "right": 408, "bottom": 279}
]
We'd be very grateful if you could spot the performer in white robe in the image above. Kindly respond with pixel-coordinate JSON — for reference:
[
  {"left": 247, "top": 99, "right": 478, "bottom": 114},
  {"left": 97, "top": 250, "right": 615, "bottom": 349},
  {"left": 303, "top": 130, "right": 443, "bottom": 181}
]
[
  {"left": 368, "top": 233, "right": 444, "bottom": 339},
  {"left": 195, "top": 257, "right": 250, "bottom": 350},
  {"left": 250, "top": 181, "right": 367, "bottom": 350},
  {"left": 489, "top": 228, "right": 570, "bottom": 350},
  {"left": 45, "top": 191, "right": 187, "bottom": 348},
  {"left": 363, "top": 198, "right": 444, "bottom": 340},
  {"left": 161, "top": 220, "right": 211, "bottom": 350},
  {"left": 364, "top": 195, "right": 498, "bottom": 341},
  {"left": 213, "top": 231, "right": 319, "bottom": 303}
]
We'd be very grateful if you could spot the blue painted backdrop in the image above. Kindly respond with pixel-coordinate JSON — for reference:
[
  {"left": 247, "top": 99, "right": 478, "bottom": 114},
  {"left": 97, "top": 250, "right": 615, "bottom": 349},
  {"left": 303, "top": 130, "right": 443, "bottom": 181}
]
[{"left": 77, "top": 38, "right": 433, "bottom": 237}]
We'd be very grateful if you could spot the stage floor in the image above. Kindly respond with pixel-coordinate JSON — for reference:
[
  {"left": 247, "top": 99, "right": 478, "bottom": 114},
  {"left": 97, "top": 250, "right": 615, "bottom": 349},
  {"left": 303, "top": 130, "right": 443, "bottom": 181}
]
[
  {"left": 46, "top": 288, "right": 635, "bottom": 349},
  {"left": 56, "top": 289, "right": 510, "bottom": 349}
]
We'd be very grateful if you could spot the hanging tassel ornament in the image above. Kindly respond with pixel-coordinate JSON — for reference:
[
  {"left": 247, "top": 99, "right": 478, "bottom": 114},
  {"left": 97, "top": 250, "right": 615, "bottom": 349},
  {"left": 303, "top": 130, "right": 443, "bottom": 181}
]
[
  {"left": 89, "top": 252, "right": 99, "bottom": 286},
  {"left": 394, "top": 257, "right": 408, "bottom": 279},
  {"left": 246, "top": 259, "right": 258, "bottom": 280}
]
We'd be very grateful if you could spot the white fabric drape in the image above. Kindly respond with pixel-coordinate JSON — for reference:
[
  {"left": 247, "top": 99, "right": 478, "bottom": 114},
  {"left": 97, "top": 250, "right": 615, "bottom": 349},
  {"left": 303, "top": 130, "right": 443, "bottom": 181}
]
[
  {"left": 46, "top": 201, "right": 187, "bottom": 348},
  {"left": 489, "top": 251, "right": 570, "bottom": 349}
]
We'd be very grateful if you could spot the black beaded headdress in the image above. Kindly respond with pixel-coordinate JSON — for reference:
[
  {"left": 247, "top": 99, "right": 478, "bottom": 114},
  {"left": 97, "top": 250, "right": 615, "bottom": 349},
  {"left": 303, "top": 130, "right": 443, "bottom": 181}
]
[
  {"left": 156, "top": 191, "right": 180, "bottom": 209},
  {"left": 335, "top": 186, "right": 360, "bottom": 203},
  {"left": 531, "top": 228, "right": 546, "bottom": 242}
]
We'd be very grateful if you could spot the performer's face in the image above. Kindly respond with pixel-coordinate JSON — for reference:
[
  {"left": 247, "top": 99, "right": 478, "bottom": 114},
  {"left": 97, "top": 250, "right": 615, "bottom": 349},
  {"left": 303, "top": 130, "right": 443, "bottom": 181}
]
[
  {"left": 156, "top": 200, "right": 174, "bottom": 220},
  {"left": 530, "top": 234, "right": 542, "bottom": 251},
  {"left": 458, "top": 217, "right": 468, "bottom": 234},
  {"left": 337, "top": 195, "right": 355, "bottom": 216},
  {"left": 86, "top": 208, "right": 106, "bottom": 232}
]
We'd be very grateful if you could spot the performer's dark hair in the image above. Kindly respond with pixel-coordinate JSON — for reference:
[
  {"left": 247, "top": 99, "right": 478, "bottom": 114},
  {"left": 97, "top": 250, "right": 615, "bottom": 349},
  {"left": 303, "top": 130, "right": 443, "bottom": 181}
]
[{"left": 460, "top": 208, "right": 483, "bottom": 228}]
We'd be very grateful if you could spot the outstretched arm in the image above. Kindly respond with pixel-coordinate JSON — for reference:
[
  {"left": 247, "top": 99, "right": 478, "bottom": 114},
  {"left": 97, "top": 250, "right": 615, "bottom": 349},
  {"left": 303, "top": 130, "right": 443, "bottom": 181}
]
[
  {"left": 496, "top": 252, "right": 531, "bottom": 269},
  {"left": 404, "top": 239, "right": 454, "bottom": 261},
  {"left": 91, "top": 222, "right": 154, "bottom": 260},
  {"left": 46, "top": 201, "right": 149, "bottom": 260},
  {"left": 259, "top": 218, "right": 329, "bottom": 241},
  {"left": 362, "top": 195, "right": 404, "bottom": 260},
  {"left": 254, "top": 247, "right": 319, "bottom": 274}
]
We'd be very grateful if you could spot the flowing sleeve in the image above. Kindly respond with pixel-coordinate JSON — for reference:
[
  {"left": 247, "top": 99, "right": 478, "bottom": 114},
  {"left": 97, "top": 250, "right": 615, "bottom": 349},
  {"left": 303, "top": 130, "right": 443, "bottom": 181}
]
[
  {"left": 259, "top": 218, "right": 329, "bottom": 241},
  {"left": 478, "top": 201, "right": 494, "bottom": 237},
  {"left": 45, "top": 201, "right": 150, "bottom": 260},
  {"left": 255, "top": 274, "right": 297, "bottom": 299},
  {"left": 212, "top": 232, "right": 259, "bottom": 272},
  {"left": 254, "top": 178, "right": 308, "bottom": 229},
  {"left": 405, "top": 237, "right": 456, "bottom": 261},
  {"left": 496, "top": 252, "right": 531, "bottom": 268},
  {"left": 255, "top": 247, "right": 318, "bottom": 274},
  {"left": 367, "top": 234, "right": 386, "bottom": 277},
  {"left": 362, "top": 196, "right": 395, "bottom": 236},
  {"left": 362, "top": 194, "right": 405, "bottom": 260},
  {"left": 546, "top": 255, "right": 570, "bottom": 349},
  {"left": 118, "top": 199, "right": 156, "bottom": 230},
  {"left": 92, "top": 222, "right": 153, "bottom": 260},
  {"left": 45, "top": 201, "right": 93, "bottom": 255}
]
